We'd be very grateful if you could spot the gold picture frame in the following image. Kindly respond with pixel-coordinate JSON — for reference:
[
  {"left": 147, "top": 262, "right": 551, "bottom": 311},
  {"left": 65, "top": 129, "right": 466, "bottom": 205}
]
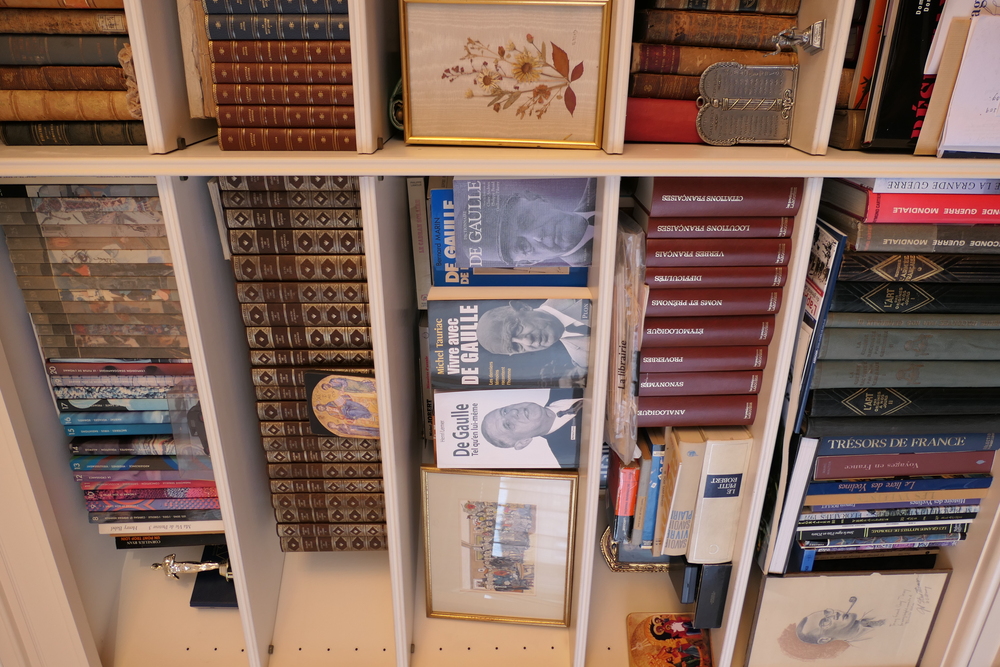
[
  {"left": 421, "top": 466, "right": 578, "bottom": 625},
  {"left": 399, "top": 0, "right": 611, "bottom": 149}
]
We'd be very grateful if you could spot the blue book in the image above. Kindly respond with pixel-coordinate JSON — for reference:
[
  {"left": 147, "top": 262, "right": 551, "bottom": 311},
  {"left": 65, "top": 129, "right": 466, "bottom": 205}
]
[
  {"left": 429, "top": 188, "right": 587, "bottom": 287},
  {"left": 809, "top": 499, "right": 981, "bottom": 512},
  {"left": 807, "top": 476, "right": 993, "bottom": 496},
  {"left": 640, "top": 429, "right": 666, "bottom": 549},
  {"left": 60, "top": 410, "right": 171, "bottom": 425},
  {"left": 817, "top": 432, "right": 998, "bottom": 456},
  {"left": 203, "top": 0, "right": 349, "bottom": 13},
  {"left": 64, "top": 423, "right": 174, "bottom": 437}
]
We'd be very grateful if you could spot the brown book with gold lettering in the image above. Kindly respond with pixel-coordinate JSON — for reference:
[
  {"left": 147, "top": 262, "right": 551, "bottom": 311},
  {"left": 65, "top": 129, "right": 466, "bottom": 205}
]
[
  {"left": 0, "top": 89, "right": 133, "bottom": 120},
  {"left": 651, "top": 0, "right": 799, "bottom": 13},
  {"left": 249, "top": 349, "right": 374, "bottom": 367},
  {"left": 0, "top": 7, "right": 126, "bottom": 32},
  {"left": 210, "top": 39, "right": 351, "bottom": 63},
  {"left": 213, "top": 83, "right": 353, "bottom": 106},
  {"left": 264, "top": 448, "right": 380, "bottom": 463},
  {"left": 212, "top": 62, "right": 352, "bottom": 84},
  {"left": 0, "top": 65, "right": 125, "bottom": 89},
  {"left": 629, "top": 72, "right": 701, "bottom": 100},
  {"left": 245, "top": 325, "right": 373, "bottom": 350},
  {"left": 630, "top": 43, "right": 797, "bottom": 75},
  {"left": 228, "top": 229, "right": 363, "bottom": 255},
  {"left": 636, "top": 9, "right": 796, "bottom": 50},
  {"left": 218, "top": 127, "right": 355, "bottom": 151},
  {"left": 216, "top": 104, "right": 355, "bottom": 128}
]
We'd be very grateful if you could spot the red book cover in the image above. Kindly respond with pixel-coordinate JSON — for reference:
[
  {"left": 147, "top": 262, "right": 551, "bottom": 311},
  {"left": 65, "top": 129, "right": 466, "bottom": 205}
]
[
  {"left": 643, "top": 314, "right": 775, "bottom": 347},
  {"left": 624, "top": 97, "right": 703, "bottom": 143},
  {"left": 645, "top": 216, "right": 794, "bottom": 238},
  {"left": 645, "top": 265, "right": 787, "bottom": 288},
  {"left": 646, "top": 287, "right": 782, "bottom": 317},
  {"left": 637, "top": 394, "right": 758, "bottom": 427},
  {"left": 814, "top": 450, "right": 997, "bottom": 480},
  {"left": 639, "top": 345, "right": 768, "bottom": 372},
  {"left": 639, "top": 177, "right": 804, "bottom": 217},
  {"left": 638, "top": 370, "right": 763, "bottom": 396},
  {"left": 606, "top": 450, "right": 640, "bottom": 541},
  {"left": 825, "top": 179, "right": 1000, "bottom": 223},
  {"left": 646, "top": 238, "right": 791, "bottom": 267}
]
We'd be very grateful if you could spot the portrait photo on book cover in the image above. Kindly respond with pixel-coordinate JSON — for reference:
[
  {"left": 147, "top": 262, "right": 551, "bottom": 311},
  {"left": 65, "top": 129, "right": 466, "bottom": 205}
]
[
  {"left": 453, "top": 178, "right": 597, "bottom": 268},
  {"left": 747, "top": 570, "right": 950, "bottom": 667},
  {"left": 428, "top": 297, "right": 591, "bottom": 389},
  {"left": 435, "top": 387, "right": 584, "bottom": 469}
]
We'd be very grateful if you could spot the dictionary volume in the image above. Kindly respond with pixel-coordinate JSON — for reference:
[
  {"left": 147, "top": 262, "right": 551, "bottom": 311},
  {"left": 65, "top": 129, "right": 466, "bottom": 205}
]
[
  {"left": 636, "top": 394, "right": 757, "bottom": 427},
  {"left": 635, "top": 177, "right": 805, "bottom": 218},
  {"left": 639, "top": 345, "right": 768, "bottom": 373},
  {"left": 644, "top": 265, "right": 788, "bottom": 289},
  {"left": 645, "top": 238, "right": 791, "bottom": 267}
]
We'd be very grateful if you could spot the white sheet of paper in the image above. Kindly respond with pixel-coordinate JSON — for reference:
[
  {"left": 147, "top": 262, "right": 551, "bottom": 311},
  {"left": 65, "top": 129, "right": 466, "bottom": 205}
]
[{"left": 938, "top": 15, "right": 1000, "bottom": 156}]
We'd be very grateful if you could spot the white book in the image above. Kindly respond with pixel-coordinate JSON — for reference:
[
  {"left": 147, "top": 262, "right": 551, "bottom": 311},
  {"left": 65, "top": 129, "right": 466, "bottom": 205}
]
[
  {"left": 924, "top": 0, "right": 1000, "bottom": 75},
  {"left": 939, "top": 16, "right": 1000, "bottom": 157},
  {"left": 767, "top": 436, "right": 819, "bottom": 573},
  {"left": 844, "top": 176, "right": 1000, "bottom": 194},
  {"left": 97, "top": 520, "right": 225, "bottom": 535},
  {"left": 659, "top": 426, "right": 706, "bottom": 556},
  {"left": 685, "top": 426, "right": 753, "bottom": 565},
  {"left": 407, "top": 176, "right": 432, "bottom": 310}
]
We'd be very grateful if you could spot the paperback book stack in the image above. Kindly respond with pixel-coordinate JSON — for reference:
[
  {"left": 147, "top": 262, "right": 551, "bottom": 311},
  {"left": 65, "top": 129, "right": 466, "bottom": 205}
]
[
  {"left": 202, "top": 0, "right": 355, "bottom": 151},
  {"left": 0, "top": 1, "right": 146, "bottom": 146},
  {"left": 774, "top": 176, "right": 1000, "bottom": 573},
  {"left": 629, "top": 176, "right": 800, "bottom": 428},
  {"left": 625, "top": 0, "right": 799, "bottom": 144},
  {"left": 217, "top": 174, "right": 385, "bottom": 552},
  {"left": 0, "top": 181, "right": 220, "bottom": 538}
]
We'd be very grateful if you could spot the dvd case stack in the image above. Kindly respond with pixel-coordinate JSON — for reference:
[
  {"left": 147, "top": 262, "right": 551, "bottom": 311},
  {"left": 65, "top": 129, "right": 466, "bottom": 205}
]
[
  {"left": 0, "top": 182, "right": 220, "bottom": 538},
  {"left": 216, "top": 175, "right": 385, "bottom": 552}
]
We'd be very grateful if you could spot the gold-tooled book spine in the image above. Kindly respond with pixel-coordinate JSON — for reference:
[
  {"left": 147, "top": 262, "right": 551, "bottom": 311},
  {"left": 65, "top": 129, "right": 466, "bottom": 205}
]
[
  {"left": 218, "top": 127, "right": 356, "bottom": 151},
  {"left": 279, "top": 535, "right": 387, "bottom": 551},
  {"left": 0, "top": 65, "right": 125, "bottom": 89},
  {"left": 235, "top": 281, "right": 369, "bottom": 304},
  {"left": 219, "top": 174, "right": 359, "bottom": 191},
  {"left": 264, "top": 448, "right": 381, "bottom": 463},
  {"left": 629, "top": 72, "right": 701, "bottom": 99},
  {"left": 240, "top": 302, "right": 370, "bottom": 327},
  {"left": 274, "top": 505, "right": 386, "bottom": 524},
  {"left": 228, "top": 228, "right": 363, "bottom": 255},
  {"left": 637, "top": 10, "right": 797, "bottom": 50},
  {"left": 273, "top": 493, "right": 385, "bottom": 511},
  {"left": 261, "top": 435, "right": 380, "bottom": 451},
  {"left": 212, "top": 62, "right": 352, "bottom": 84},
  {"left": 216, "top": 104, "right": 354, "bottom": 128},
  {"left": 213, "top": 83, "right": 353, "bottom": 106},
  {"left": 224, "top": 208, "right": 362, "bottom": 230},
  {"left": 0, "top": 7, "right": 126, "bottom": 32},
  {"left": 248, "top": 348, "right": 374, "bottom": 366},
  {"left": 252, "top": 365, "right": 373, "bottom": 386},
  {"left": 231, "top": 253, "right": 366, "bottom": 282},
  {"left": 630, "top": 43, "right": 798, "bottom": 75},
  {"left": 266, "top": 460, "right": 383, "bottom": 478},
  {"left": 275, "top": 520, "right": 387, "bottom": 537},
  {"left": 0, "top": 89, "right": 133, "bottom": 120},
  {"left": 269, "top": 478, "right": 384, "bottom": 494},
  {"left": 257, "top": 401, "right": 310, "bottom": 421},
  {"left": 209, "top": 40, "right": 351, "bottom": 63},
  {"left": 245, "top": 325, "right": 373, "bottom": 349},
  {"left": 256, "top": 386, "right": 306, "bottom": 400},
  {"left": 220, "top": 189, "right": 361, "bottom": 207},
  {"left": 651, "top": 0, "right": 800, "bottom": 14}
]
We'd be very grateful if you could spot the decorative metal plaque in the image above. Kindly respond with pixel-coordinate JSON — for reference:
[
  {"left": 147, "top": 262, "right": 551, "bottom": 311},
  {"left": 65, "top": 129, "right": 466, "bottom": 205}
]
[{"left": 695, "top": 62, "right": 798, "bottom": 146}]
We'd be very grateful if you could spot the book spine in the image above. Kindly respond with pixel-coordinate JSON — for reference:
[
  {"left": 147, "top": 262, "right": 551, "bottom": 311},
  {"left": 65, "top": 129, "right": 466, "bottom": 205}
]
[
  {"left": 0, "top": 65, "right": 125, "bottom": 90},
  {"left": 832, "top": 282, "right": 1000, "bottom": 314},
  {"left": 804, "top": 489, "right": 988, "bottom": 506},
  {"left": 651, "top": 0, "right": 799, "bottom": 13},
  {"left": 0, "top": 1, "right": 125, "bottom": 6},
  {"left": 222, "top": 187, "right": 361, "bottom": 207},
  {"left": 235, "top": 282, "right": 368, "bottom": 303},
  {"left": 71, "top": 455, "right": 190, "bottom": 471},
  {"left": 645, "top": 215, "right": 794, "bottom": 238},
  {"left": 818, "top": 328, "right": 1000, "bottom": 360},
  {"left": 225, "top": 208, "right": 362, "bottom": 229},
  {"left": 807, "top": 477, "right": 993, "bottom": 496},
  {"left": 50, "top": 375, "right": 185, "bottom": 387},
  {"left": 203, "top": 0, "right": 348, "bottom": 12},
  {"left": 639, "top": 370, "right": 762, "bottom": 396},
  {"left": 0, "top": 8, "right": 126, "bottom": 33},
  {"left": 219, "top": 174, "right": 358, "bottom": 191},
  {"left": 687, "top": 435, "right": 752, "bottom": 564},
  {"left": 608, "top": 453, "right": 640, "bottom": 542},
  {"left": 98, "top": 520, "right": 226, "bottom": 535},
  {"left": 637, "top": 395, "right": 757, "bottom": 427},
  {"left": 65, "top": 423, "right": 175, "bottom": 437},
  {"left": 630, "top": 42, "right": 798, "bottom": 75},
  {"left": 848, "top": 192, "right": 1000, "bottom": 224},
  {"left": 215, "top": 104, "right": 355, "bottom": 128},
  {"left": 641, "top": 438, "right": 666, "bottom": 548},
  {"left": 206, "top": 13, "right": 349, "bottom": 40},
  {"left": 799, "top": 507, "right": 980, "bottom": 524},
  {"left": 114, "top": 533, "right": 225, "bottom": 548},
  {"left": 645, "top": 287, "right": 782, "bottom": 317},
  {"left": 824, "top": 312, "right": 1000, "bottom": 329},
  {"left": 275, "top": 505, "right": 385, "bottom": 524},
  {"left": 279, "top": 535, "right": 386, "bottom": 551},
  {"left": 645, "top": 238, "right": 791, "bottom": 267},
  {"left": 797, "top": 522, "right": 970, "bottom": 541},
  {"left": 54, "top": 387, "right": 176, "bottom": 399},
  {"left": 249, "top": 349, "right": 374, "bottom": 365},
  {"left": 623, "top": 97, "right": 702, "bottom": 143},
  {"left": 0, "top": 34, "right": 129, "bottom": 65},
  {"left": 253, "top": 366, "right": 371, "bottom": 386},
  {"left": 839, "top": 253, "right": 1000, "bottom": 283},
  {"left": 810, "top": 387, "right": 1000, "bottom": 417},
  {"left": 629, "top": 72, "right": 700, "bottom": 99},
  {"left": 218, "top": 127, "right": 356, "bottom": 150},
  {"left": 257, "top": 402, "right": 310, "bottom": 421},
  {"left": 274, "top": 521, "right": 387, "bottom": 537},
  {"left": 273, "top": 492, "right": 383, "bottom": 510},
  {"left": 229, "top": 229, "right": 362, "bottom": 255},
  {"left": 78, "top": 479, "right": 217, "bottom": 490},
  {"left": 45, "top": 361, "right": 192, "bottom": 375},
  {"left": 636, "top": 9, "right": 796, "bottom": 50},
  {"left": 639, "top": 345, "right": 767, "bottom": 372},
  {"left": 209, "top": 39, "right": 352, "bottom": 62},
  {"left": 86, "top": 498, "right": 220, "bottom": 511},
  {"left": 264, "top": 449, "right": 380, "bottom": 463},
  {"left": 269, "top": 478, "right": 384, "bottom": 494},
  {"left": 643, "top": 314, "right": 775, "bottom": 347},
  {"left": 811, "top": 360, "right": 1000, "bottom": 389},
  {"left": 814, "top": 451, "right": 996, "bottom": 479},
  {"left": 647, "top": 176, "right": 804, "bottom": 217},
  {"left": 61, "top": 411, "right": 171, "bottom": 425},
  {"left": 807, "top": 498, "right": 981, "bottom": 512},
  {"left": 213, "top": 83, "right": 353, "bottom": 105},
  {"left": 0, "top": 89, "right": 133, "bottom": 121},
  {"left": 231, "top": 254, "right": 366, "bottom": 281},
  {"left": 646, "top": 265, "right": 787, "bottom": 288},
  {"left": 85, "top": 487, "right": 217, "bottom": 500},
  {"left": 267, "top": 461, "right": 383, "bottom": 479},
  {"left": 806, "top": 415, "right": 1000, "bottom": 438},
  {"left": 245, "top": 325, "right": 372, "bottom": 349},
  {"left": 261, "top": 435, "right": 379, "bottom": 451},
  {"left": 89, "top": 509, "right": 222, "bottom": 523}
]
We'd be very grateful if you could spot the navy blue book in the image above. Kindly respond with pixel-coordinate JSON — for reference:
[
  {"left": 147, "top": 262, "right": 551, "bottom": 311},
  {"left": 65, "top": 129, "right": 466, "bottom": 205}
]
[
  {"left": 203, "top": 0, "right": 348, "bottom": 13},
  {"left": 817, "top": 432, "right": 998, "bottom": 456},
  {"left": 206, "top": 14, "right": 349, "bottom": 40},
  {"left": 807, "top": 476, "right": 993, "bottom": 496},
  {"left": 64, "top": 423, "right": 174, "bottom": 437}
]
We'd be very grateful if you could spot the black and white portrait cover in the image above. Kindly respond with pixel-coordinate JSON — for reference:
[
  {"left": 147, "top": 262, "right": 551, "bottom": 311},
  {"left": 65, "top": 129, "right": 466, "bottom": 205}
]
[
  {"left": 427, "top": 297, "right": 591, "bottom": 389},
  {"left": 434, "top": 387, "right": 583, "bottom": 469}
]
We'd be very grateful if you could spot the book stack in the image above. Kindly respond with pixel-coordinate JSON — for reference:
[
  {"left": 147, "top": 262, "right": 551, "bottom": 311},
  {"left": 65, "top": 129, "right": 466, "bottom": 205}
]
[
  {"left": 0, "top": 181, "right": 220, "bottom": 538},
  {"left": 776, "top": 176, "right": 1000, "bottom": 572},
  {"left": 217, "top": 175, "right": 385, "bottom": 552},
  {"left": 202, "top": 0, "right": 355, "bottom": 151},
  {"left": 0, "top": 1, "right": 146, "bottom": 147},
  {"left": 630, "top": 176, "right": 800, "bottom": 428},
  {"left": 625, "top": 0, "right": 799, "bottom": 144}
]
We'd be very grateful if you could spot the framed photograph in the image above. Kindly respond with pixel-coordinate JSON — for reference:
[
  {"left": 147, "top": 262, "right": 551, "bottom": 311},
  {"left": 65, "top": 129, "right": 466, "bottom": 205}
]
[
  {"left": 746, "top": 570, "right": 951, "bottom": 667},
  {"left": 421, "top": 466, "right": 577, "bottom": 625},
  {"left": 400, "top": 0, "right": 611, "bottom": 149}
]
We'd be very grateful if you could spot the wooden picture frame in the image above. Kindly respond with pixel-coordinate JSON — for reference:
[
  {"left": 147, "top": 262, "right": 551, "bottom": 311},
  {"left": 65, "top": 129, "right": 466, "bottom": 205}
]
[
  {"left": 746, "top": 570, "right": 951, "bottom": 667},
  {"left": 399, "top": 0, "right": 611, "bottom": 149},
  {"left": 421, "top": 466, "right": 577, "bottom": 625}
]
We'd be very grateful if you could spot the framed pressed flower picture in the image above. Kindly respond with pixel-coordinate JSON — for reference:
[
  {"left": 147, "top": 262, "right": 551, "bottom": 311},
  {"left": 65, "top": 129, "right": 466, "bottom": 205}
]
[{"left": 400, "top": 0, "right": 611, "bottom": 149}]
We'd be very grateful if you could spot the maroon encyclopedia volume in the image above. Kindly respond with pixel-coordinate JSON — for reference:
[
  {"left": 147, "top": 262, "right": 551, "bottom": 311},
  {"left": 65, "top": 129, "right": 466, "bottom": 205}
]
[
  {"left": 645, "top": 238, "right": 791, "bottom": 267},
  {"left": 637, "top": 394, "right": 758, "bottom": 427},
  {"left": 639, "top": 345, "right": 768, "bottom": 372},
  {"left": 638, "top": 370, "right": 763, "bottom": 396},
  {"left": 813, "top": 450, "right": 997, "bottom": 480},
  {"left": 644, "top": 216, "right": 794, "bottom": 238},
  {"left": 638, "top": 177, "right": 804, "bottom": 217},
  {"left": 645, "top": 266, "right": 787, "bottom": 288},
  {"left": 645, "top": 287, "right": 782, "bottom": 317},
  {"left": 643, "top": 314, "right": 775, "bottom": 347}
]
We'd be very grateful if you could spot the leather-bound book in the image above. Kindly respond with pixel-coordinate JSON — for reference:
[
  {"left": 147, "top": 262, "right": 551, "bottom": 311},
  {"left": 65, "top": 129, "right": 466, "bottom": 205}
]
[
  {"left": 643, "top": 314, "right": 775, "bottom": 347},
  {"left": 209, "top": 39, "right": 351, "bottom": 63},
  {"left": 231, "top": 253, "right": 366, "bottom": 281},
  {"left": 629, "top": 73, "right": 700, "bottom": 100},
  {"left": 228, "top": 228, "right": 363, "bottom": 255},
  {"left": 638, "top": 370, "right": 763, "bottom": 396},
  {"left": 631, "top": 43, "right": 797, "bottom": 75},
  {"left": 0, "top": 120, "right": 144, "bottom": 145},
  {"left": 203, "top": 0, "right": 348, "bottom": 12},
  {"left": 646, "top": 287, "right": 783, "bottom": 317},
  {"left": 637, "top": 394, "right": 758, "bottom": 426},
  {"left": 0, "top": 89, "right": 133, "bottom": 121},
  {"left": 645, "top": 266, "right": 788, "bottom": 289},
  {"left": 636, "top": 9, "right": 796, "bottom": 50},
  {"left": 212, "top": 62, "right": 352, "bottom": 84},
  {"left": 637, "top": 176, "right": 804, "bottom": 217},
  {"left": 213, "top": 83, "right": 353, "bottom": 105},
  {"left": 0, "top": 7, "right": 127, "bottom": 33},
  {"left": 624, "top": 97, "right": 702, "bottom": 143},
  {"left": 218, "top": 127, "right": 356, "bottom": 150},
  {"left": 639, "top": 345, "right": 768, "bottom": 373},
  {"left": 206, "top": 14, "right": 349, "bottom": 40},
  {"left": 234, "top": 281, "right": 369, "bottom": 304},
  {"left": 645, "top": 238, "right": 791, "bottom": 267},
  {"left": 216, "top": 104, "right": 355, "bottom": 128},
  {"left": 645, "top": 216, "right": 793, "bottom": 238},
  {"left": 0, "top": 65, "right": 125, "bottom": 90}
]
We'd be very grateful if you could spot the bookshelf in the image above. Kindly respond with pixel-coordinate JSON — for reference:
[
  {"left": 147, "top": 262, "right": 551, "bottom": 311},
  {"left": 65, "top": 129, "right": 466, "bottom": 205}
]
[{"left": 1, "top": 1, "right": 1000, "bottom": 667}]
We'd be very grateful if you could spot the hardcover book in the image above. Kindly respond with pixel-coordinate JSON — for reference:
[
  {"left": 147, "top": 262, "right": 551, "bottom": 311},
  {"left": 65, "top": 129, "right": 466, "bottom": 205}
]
[
  {"left": 636, "top": 9, "right": 796, "bottom": 50},
  {"left": 645, "top": 238, "right": 791, "bottom": 267},
  {"left": 303, "top": 372, "right": 379, "bottom": 439},
  {"left": 643, "top": 314, "right": 775, "bottom": 347},
  {"left": 631, "top": 43, "right": 798, "bottom": 75},
  {"left": 208, "top": 39, "right": 352, "bottom": 63},
  {"left": 636, "top": 176, "right": 804, "bottom": 217},
  {"left": 639, "top": 345, "right": 768, "bottom": 373},
  {"left": 809, "top": 387, "right": 1000, "bottom": 417}
]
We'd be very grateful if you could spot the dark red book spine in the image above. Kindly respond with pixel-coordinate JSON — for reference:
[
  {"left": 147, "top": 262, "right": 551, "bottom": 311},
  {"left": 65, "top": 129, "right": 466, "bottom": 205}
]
[
  {"left": 212, "top": 62, "right": 353, "bottom": 84},
  {"left": 638, "top": 370, "right": 763, "bottom": 396},
  {"left": 637, "top": 394, "right": 758, "bottom": 426},
  {"left": 213, "top": 83, "right": 354, "bottom": 105},
  {"left": 813, "top": 450, "right": 997, "bottom": 480},
  {"left": 643, "top": 314, "right": 775, "bottom": 346},
  {"left": 606, "top": 451, "right": 640, "bottom": 542},
  {"left": 216, "top": 105, "right": 355, "bottom": 128},
  {"left": 219, "top": 127, "right": 356, "bottom": 151},
  {"left": 209, "top": 40, "right": 352, "bottom": 63},
  {"left": 639, "top": 345, "right": 768, "bottom": 372},
  {"left": 645, "top": 216, "right": 794, "bottom": 238},
  {"left": 645, "top": 265, "right": 787, "bottom": 288},
  {"left": 624, "top": 97, "right": 702, "bottom": 143},
  {"left": 646, "top": 287, "right": 782, "bottom": 317},
  {"left": 645, "top": 177, "right": 804, "bottom": 216},
  {"left": 645, "top": 238, "right": 791, "bottom": 267}
]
